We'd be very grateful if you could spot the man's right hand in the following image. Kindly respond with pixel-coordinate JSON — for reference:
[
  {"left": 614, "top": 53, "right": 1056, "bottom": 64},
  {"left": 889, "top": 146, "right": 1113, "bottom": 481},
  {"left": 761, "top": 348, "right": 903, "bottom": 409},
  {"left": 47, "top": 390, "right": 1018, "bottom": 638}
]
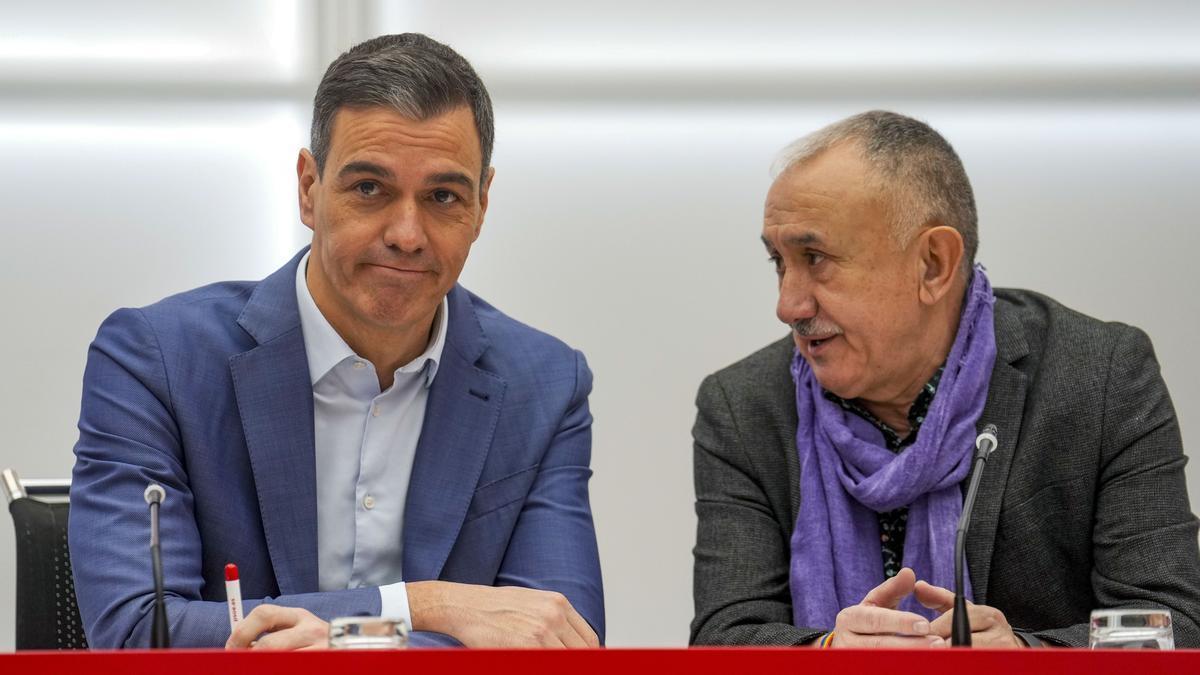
[
  {"left": 829, "top": 568, "right": 946, "bottom": 649},
  {"left": 406, "top": 581, "right": 599, "bottom": 648}
]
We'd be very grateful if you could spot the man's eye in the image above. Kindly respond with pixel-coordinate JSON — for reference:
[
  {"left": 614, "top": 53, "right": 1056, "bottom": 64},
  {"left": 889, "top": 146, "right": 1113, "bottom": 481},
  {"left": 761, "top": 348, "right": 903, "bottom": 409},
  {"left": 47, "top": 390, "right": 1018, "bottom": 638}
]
[
  {"left": 432, "top": 189, "right": 459, "bottom": 204},
  {"left": 355, "top": 181, "right": 379, "bottom": 196},
  {"left": 806, "top": 252, "right": 825, "bottom": 266},
  {"left": 767, "top": 255, "right": 784, "bottom": 274}
]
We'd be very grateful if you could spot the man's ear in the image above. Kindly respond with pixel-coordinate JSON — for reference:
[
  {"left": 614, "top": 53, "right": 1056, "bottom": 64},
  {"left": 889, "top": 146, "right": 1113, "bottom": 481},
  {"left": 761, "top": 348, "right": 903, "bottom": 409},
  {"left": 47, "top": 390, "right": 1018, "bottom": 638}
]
[
  {"left": 916, "top": 224, "right": 965, "bottom": 306},
  {"left": 297, "top": 149, "right": 319, "bottom": 231},
  {"left": 473, "top": 166, "right": 495, "bottom": 242}
]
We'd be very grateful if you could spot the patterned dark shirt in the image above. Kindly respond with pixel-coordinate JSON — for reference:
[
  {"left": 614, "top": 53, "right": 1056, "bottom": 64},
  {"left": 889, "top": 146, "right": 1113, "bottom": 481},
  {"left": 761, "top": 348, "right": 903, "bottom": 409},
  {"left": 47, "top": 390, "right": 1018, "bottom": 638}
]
[{"left": 823, "top": 367, "right": 944, "bottom": 579}]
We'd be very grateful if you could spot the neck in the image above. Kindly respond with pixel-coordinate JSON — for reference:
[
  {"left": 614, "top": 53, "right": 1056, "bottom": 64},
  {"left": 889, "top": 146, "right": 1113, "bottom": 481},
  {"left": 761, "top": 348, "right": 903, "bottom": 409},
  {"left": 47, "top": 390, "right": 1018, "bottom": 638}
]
[
  {"left": 307, "top": 265, "right": 436, "bottom": 392},
  {"left": 351, "top": 317, "right": 436, "bottom": 392}
]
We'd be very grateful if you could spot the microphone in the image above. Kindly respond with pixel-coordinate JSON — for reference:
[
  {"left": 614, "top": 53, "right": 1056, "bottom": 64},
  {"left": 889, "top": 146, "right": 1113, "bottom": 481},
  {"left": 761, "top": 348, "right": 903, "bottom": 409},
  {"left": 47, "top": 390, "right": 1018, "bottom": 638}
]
[
  {"left": 145, "top": 483, "right": 170, "bottom": 648},
  {"left": 952, "top": 424, "right": 998, "bottom": 647}
]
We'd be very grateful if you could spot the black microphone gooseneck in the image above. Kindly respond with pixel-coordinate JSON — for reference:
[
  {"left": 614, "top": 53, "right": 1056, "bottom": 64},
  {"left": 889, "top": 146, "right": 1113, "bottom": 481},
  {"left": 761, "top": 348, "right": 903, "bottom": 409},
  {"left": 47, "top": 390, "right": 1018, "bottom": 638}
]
[
  {"left": 952, "top": 424, "right": 998, "bottom": 647},
  {"left": 145, "top": 483, "right": 170, "bottom": 648}
]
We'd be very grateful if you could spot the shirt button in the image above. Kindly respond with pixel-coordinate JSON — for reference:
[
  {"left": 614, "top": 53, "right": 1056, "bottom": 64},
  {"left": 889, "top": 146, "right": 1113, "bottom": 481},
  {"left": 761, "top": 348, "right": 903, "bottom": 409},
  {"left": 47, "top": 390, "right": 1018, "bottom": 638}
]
[
  {"left": 363, "top": 495, "right": 376, "bottom": 510},
  {"left": 372, "top": 405, "right": 380, "bottom": 417},
  {"left": 353, "top": 361, "right": 366, "bottom": 369},
  {"left": 881, "top": 534, "right": 890, "bottom": 542}
]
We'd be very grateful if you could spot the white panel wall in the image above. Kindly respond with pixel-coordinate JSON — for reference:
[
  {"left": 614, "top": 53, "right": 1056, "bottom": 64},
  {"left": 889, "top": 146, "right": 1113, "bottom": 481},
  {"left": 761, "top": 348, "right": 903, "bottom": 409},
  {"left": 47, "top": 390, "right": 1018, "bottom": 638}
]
[
  {"left": 0, "top": 1, "right": 317, "bottom": 650},
  {"left": 1, "top": 0, "right": 1197, "bottom": 651},
  {"left": 371, "top": 1, "right": 1200, "bottom": 647}
]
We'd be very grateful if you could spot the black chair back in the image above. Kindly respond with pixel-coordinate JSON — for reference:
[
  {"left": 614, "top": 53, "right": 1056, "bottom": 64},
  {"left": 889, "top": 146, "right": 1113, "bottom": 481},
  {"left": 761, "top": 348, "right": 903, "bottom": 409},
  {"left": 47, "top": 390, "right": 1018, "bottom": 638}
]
[{"left": 5, "top": 470, "right": 88, "bottom": 650}]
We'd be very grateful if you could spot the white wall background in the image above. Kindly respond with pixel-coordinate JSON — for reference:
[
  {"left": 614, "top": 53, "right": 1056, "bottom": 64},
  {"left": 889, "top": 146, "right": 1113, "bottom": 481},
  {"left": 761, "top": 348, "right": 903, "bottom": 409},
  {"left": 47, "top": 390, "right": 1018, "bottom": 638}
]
[{"left": 1, "top": 0, "right": 1197, "bottom": 650}]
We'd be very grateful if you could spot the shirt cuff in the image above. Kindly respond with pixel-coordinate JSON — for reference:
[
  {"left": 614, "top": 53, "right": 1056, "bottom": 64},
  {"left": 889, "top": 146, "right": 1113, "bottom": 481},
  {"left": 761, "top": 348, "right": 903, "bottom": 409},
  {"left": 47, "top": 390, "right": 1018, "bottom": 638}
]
[{"left": 379, "top": 581, "right": 413, "bottom": 631}]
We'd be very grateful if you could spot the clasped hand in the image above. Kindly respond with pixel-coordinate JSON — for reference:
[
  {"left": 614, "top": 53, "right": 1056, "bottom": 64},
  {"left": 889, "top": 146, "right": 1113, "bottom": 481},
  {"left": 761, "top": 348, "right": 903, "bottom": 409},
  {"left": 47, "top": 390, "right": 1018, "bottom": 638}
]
[
  {"left": 225, "top": 582, "right": 599, "bottom": 650},
  {"left": 827, "top": 567, "right": 1022, "bottom": 649}
]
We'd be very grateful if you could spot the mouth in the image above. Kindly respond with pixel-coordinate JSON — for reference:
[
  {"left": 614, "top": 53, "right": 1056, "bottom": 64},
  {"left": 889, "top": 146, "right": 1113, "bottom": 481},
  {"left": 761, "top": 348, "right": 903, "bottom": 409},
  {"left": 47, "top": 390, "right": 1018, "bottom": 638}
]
[
  {"left": 366, "top": 263, "right": 431, "bottom": 276},
  {"left": 799, "top": 333, "right": 841, "bottom": 356}
]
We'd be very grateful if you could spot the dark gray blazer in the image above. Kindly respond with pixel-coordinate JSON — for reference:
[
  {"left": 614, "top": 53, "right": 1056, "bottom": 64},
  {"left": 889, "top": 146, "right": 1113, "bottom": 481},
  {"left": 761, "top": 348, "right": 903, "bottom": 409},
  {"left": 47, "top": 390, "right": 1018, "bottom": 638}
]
[{"left": 691, "top": 288, "right": 1200, "bottom": 647}]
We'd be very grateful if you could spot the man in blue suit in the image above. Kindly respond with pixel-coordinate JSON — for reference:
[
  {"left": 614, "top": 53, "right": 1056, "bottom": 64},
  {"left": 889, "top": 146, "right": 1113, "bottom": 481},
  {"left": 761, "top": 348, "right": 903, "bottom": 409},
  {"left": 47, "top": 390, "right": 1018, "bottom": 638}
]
[{"left": 69, "top": 33, "right": 603, "bottom": 649}]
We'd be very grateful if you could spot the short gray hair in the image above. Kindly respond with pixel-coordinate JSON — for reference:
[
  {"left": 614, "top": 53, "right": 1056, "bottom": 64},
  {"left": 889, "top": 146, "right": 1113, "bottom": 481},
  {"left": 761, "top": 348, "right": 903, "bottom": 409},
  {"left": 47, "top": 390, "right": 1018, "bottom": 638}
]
[
  {"left": 772, "top": 111, "right": 978, "bottom": 271},
  {"left": 310, "top": 33, "right": 494, "bottom": 184}
]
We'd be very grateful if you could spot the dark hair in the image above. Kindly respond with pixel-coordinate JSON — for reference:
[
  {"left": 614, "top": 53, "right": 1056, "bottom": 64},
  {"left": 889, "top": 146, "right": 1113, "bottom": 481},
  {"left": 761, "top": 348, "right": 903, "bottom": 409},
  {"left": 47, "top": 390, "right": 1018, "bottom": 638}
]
[
  {"left": 774, "top": 110, "right": 978, "bottom": 271},
  {"left": 310, "top": 33, "right": 494, "bottom": 183}
]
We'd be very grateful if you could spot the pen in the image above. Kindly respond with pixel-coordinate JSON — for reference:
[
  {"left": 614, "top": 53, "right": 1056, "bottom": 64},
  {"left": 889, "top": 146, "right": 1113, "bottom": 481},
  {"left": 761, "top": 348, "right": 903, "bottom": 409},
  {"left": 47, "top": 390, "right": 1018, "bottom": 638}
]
[{"left": 225, "top": 563, "right": 243, "bottom": 630}]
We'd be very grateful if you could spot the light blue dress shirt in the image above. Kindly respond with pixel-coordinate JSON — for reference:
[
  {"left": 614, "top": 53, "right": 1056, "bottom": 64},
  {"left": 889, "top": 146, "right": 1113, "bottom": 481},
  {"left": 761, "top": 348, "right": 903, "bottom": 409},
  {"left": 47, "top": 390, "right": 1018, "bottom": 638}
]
[{"left": 295, "top": 252, "right": 448, "bottom": 629}]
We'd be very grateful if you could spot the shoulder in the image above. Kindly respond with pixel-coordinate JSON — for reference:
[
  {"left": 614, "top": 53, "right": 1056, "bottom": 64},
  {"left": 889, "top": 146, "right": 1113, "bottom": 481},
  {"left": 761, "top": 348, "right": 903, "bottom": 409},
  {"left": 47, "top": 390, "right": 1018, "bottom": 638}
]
[
  {"left": 459, "top": 287, "right": 587, "bottom": 385},
  {"left": 94, "top": 279, "right": 258, "bottom": 357},
  {"left": 992, "top": 288, "right": 1164, "bottom": 450},
  {"left": 696, "top": 335, "right": 795, "bottom": 421},
  {"left": 993, "top": 287, "right": 1150, "bottom": 369}
]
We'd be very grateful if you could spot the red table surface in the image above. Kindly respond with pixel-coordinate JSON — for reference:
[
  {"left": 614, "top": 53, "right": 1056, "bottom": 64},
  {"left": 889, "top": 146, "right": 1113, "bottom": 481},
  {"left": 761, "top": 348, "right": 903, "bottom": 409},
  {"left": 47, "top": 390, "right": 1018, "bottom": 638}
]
[{"left": 2, "top": 648, "right": 1198, "bottom": 674}]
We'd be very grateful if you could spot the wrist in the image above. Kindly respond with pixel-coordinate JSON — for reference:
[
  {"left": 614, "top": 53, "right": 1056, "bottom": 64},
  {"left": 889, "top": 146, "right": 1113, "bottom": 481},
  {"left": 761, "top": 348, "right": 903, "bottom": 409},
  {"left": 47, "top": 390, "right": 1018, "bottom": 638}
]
[
  {"left": 812, "top": 631, "right": 835, "bottom": 648},
  {"left": 406, "top": 580, "right": 452, "bottom": 633},
  {"left": 1012, "top": 629, "right": 1043, "bottom": 648}
]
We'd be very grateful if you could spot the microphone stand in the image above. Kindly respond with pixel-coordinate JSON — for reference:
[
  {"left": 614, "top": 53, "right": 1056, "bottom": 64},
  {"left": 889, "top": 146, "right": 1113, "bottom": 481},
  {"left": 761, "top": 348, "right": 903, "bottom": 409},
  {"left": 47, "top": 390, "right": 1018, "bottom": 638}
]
[
  {"left": 952, "top": 425, "right": 997, "bottom": 647},
  {"left": 146, "top": 484, "right": 170, "bottom": 648}
]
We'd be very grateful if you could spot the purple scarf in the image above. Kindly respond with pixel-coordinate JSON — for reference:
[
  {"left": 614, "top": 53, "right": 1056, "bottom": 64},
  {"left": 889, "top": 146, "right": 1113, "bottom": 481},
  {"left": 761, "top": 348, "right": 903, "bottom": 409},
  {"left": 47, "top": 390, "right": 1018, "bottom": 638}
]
[{"left": 789, "top": 265, "right": 996, "bottom": 627}]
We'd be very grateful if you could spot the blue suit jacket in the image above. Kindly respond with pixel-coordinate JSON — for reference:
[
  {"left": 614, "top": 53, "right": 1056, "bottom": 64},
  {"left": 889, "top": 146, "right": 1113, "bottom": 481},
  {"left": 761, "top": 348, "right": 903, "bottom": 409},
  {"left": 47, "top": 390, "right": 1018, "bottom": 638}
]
[{"left": 69, "top": 250, "right": 604, "bottom": 647}]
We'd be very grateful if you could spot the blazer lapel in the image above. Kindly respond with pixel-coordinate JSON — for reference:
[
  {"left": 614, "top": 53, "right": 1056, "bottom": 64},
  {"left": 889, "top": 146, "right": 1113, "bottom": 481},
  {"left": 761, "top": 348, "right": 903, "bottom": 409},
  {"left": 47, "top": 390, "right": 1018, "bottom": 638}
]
[
  {"left": 966, "top": 301, "right": 1030, "bottom": 604},
  {"left": 229, "top": 250, "right": 320, "bottom": 595},
  {"left": 402, "top": 286, "right": 506, "bottom": 581}
]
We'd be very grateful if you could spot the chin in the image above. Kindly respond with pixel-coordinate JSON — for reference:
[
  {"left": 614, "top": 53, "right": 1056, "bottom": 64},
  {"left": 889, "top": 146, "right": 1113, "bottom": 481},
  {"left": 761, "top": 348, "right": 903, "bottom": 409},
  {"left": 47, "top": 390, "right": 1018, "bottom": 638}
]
[
  {"left": 362, "top": 306, "right": 422, "bottom": 329},
  {"left": 808, "top": 368, "right": 860, "bottom": 400}
]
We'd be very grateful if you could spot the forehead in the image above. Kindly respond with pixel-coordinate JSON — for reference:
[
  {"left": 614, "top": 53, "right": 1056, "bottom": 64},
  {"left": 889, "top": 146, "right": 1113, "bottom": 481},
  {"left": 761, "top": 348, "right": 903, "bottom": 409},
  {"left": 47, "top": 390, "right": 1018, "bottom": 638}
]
[
  {"left": 326, "top": 105, "right": 482, "bottom": 173},
  {"left": 763, "top": 143, "right": 888, "bottom": 241}
]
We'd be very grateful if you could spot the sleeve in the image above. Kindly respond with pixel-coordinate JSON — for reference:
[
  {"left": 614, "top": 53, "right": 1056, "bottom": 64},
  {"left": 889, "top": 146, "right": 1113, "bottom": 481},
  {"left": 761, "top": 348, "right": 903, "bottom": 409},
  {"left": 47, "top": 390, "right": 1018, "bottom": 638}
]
[
  {"left": 489, "top": 349, "right": 605, "bottom": 643},
  {"left": 690, "top": 374, "right": 825, "bottom": 645},
  {"left": 69, "top": 308, "right": 383, "bottom": 648},
  {"left": 1030, "top": 325, "right": 1200, "bottom": 647}
]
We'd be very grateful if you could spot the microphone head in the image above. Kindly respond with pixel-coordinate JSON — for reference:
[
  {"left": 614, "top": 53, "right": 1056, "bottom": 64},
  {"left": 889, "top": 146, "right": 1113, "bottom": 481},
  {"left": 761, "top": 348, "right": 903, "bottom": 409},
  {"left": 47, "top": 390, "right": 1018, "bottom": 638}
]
[
  {"left": 975, "top": 424, "right": 999, "bottom": 456},
  {"left": 144, "top": 483, "right": 166, "bottom": 505}
]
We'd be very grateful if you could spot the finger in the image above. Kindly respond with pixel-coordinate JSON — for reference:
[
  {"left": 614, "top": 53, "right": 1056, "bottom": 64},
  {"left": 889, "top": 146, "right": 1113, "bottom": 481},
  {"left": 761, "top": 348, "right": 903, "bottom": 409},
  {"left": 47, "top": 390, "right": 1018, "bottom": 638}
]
[
  {"left": 561, "top": 600, "right": 600, "bottom": 648},
  {"left": 253, "top": 624, "right": 328, "bottom": 653},
  {"left": 536, "top": 627, "right": 569, "bottom": 648},
  {"left": 969, "top": 605, "right": 999, "bottom": 631},
  {"left": 252, "top": 627, "right": 317, "bottom": 651},
  {"left": 227, "top": 604, "right": 296, "bottom": 649},
  {"left": 862, "top": 568, "right": 917, "bottom": 609},
  {"left": 836, "top": 633, "right": 947, "bottom": 649},
  {"left": 838, "top": 605, "right": 931, "bottom": 636},
  {"left": 914, "top": 581, "right": 955, "bottom": 613},
  {"left": 929, "top": 603, "right": 999, "bottom": 638}
]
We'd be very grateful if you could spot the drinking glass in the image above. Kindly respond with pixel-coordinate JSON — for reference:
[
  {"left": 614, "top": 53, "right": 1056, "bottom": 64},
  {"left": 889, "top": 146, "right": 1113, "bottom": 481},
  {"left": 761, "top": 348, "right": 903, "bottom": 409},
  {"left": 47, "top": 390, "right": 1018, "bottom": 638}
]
[
  {"left": 328, "top": 616, "right": 409, "bottom": 649},
  {"left": 1089, "top": 609, "right": 1173, "bottom": 649}
]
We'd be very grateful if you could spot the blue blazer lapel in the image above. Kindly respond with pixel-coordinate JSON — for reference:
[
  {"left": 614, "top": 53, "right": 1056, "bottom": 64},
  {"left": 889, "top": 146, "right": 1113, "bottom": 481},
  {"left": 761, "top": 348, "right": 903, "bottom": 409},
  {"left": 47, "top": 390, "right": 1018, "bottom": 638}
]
[
  {"left": 229, "top": 250, "right": 320, "bottom": 595},
  {"left": 403, "top": 286, "right": 506, "bottom": 580}
]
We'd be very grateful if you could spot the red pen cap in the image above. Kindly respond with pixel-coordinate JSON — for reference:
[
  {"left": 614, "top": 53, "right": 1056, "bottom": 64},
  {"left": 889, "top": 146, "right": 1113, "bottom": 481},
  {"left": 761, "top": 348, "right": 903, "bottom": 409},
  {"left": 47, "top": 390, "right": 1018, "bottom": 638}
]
[{"left": 225, "top": 563, "right": 239, "bottom": 582}]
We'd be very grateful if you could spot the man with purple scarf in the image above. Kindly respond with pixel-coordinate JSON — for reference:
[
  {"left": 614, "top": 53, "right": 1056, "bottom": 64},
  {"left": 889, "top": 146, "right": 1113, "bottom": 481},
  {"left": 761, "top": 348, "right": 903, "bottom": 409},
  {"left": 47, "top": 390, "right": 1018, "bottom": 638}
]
[{"left": 690, "top": 111, "right": 1200, "bottom": 648}]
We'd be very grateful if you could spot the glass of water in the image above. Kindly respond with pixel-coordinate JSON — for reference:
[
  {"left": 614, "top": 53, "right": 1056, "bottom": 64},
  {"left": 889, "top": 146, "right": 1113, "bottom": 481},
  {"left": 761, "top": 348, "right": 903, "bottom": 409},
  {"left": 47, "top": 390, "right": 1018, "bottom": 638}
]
[
  {"left": 328, "top": 616, "right": 410, "bottom": 649},
  {"left": 1089, "top": 609, "right": 1173, "bottom": 649}
]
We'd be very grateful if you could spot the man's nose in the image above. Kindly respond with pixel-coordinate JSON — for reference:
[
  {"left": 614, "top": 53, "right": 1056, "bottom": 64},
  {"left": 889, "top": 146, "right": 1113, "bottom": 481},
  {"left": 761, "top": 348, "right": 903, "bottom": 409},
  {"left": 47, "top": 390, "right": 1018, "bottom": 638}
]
[
  {"left": 776, "top": 269, "right": 818, "bottom": 326},
  {"left": 383, "top": 199, "right": 430, "bottom": 253}
]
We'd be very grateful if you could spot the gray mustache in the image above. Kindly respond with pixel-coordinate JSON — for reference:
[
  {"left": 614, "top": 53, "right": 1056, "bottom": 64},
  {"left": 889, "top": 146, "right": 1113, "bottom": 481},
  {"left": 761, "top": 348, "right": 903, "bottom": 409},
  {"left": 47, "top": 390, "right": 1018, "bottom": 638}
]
[{"left": 791, "top": 318, "right": 844, "bottom": 337}]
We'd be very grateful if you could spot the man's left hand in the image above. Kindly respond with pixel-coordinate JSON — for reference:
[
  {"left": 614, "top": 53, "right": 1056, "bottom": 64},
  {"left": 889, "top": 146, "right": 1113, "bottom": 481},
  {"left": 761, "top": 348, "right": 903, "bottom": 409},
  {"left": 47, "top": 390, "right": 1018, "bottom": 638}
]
[
  {"left": 225, "top": 605, "right": 330, "bottom": 651},
  {"left": 914, "top": 580, "right": 1023, "bottom": 648}
]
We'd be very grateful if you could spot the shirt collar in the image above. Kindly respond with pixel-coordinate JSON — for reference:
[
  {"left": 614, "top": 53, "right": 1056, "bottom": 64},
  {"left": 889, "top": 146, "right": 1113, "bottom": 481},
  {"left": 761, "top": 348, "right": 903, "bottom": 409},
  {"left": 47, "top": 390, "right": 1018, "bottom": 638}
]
[{"left": 295, "top": 251, "right": 448, "bottom": 388}]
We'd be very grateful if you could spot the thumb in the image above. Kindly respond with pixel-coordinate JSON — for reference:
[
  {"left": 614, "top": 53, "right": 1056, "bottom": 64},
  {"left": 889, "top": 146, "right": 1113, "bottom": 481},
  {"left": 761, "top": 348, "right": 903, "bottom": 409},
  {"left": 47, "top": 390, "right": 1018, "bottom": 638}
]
[{"left": 914, "top": 580, "right": 955, "bottom": 613}]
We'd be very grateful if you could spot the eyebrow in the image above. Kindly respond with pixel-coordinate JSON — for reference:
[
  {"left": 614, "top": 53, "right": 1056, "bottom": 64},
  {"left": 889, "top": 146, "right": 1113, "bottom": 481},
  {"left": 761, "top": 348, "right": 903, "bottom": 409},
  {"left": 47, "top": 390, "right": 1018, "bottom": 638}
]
[
  {"left": 427, "top": 171, "right": 476, "bottom": 193},
  {"left": 337, "top": 161, "right": 393, "bottom": 180},
  {"left": 762, "top": 232, "right": 825, "bottom": 249}
]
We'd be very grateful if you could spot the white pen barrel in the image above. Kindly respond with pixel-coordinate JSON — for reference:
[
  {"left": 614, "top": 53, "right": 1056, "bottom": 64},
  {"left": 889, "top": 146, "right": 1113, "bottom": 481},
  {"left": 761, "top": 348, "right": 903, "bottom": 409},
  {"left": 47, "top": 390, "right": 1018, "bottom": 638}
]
[{"left": 226, "top": 578, "right": 243, "bottom": 629}]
